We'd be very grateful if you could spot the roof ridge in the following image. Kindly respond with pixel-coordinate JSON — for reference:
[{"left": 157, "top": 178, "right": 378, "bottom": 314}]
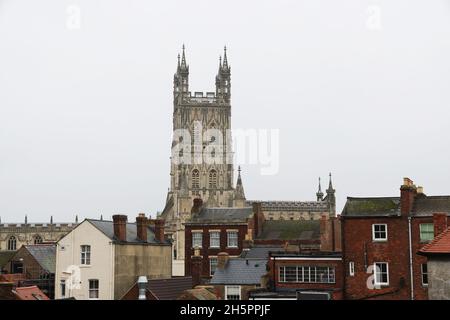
[{"left": 420, "top": 227, "right": 450, "bottom": 253}]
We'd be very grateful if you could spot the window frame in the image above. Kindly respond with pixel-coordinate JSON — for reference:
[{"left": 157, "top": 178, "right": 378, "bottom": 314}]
[
  {"left": 419, "top": 223, "right": 434, "bottom": 243},
  {"left": 349, "top": 261, "right": 355, "bottom": 276},
  {"left": 226, "top": 231, "right": 238, "bottom": 248},
  {"left": 88, "top": 279, "right": 99, "bottom": 300},
  {"left": 209, "top": 231, "right": 220, "bottom": 248},
  {"left": 374, "top": 262, "right": 389, "bottom": 286},
  {"left": 80, "top": 245, "right": 91, "bottom": 266},
  {"left": 192, "top": 232, "right": 203, "bottom": 249},
  {"left": 372, "top": 224, "right": 388, "bottom": 241},
  {"left": 209, "top": 257, "right": 218, "bottom": 276},
  {"left": 60, "top": 280, "right": 66, "bottom": 299},
  {"left": 421, "top": 263, "right": 428, "bottom": 287},
  {"left": 225, "top": 285, "right": 241, "bottom": 300}
]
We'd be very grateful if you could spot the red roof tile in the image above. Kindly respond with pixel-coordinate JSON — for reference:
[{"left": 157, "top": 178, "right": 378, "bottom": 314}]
[
  {"left": 0, "top": 273, "right": 26, "bottom": 284},
  {"left": 420, "top": 227, "right": 450, "bottom": 255},
  {"left": 13, "top": 286, "right": 49, "bottom": 300}
]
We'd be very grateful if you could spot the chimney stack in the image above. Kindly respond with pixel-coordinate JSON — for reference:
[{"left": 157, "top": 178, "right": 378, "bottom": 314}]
[
  {"left": 400, "top": 177, "right": 417, "bottom": 216},
  {"left": 433, "top": 213, "right": 448, "bottom": 237},
  {"left": 154, "top": 219, "right": 165, "bottom": 242},
  {"left": 217, "top": 252, "right": 229, "bottom": 270},
  {"left": 136, "top": 213, "right": 148, "bottom": 242},
  {"left": 191, "top": 249, "right": 203, "bottom": 287},
  {"left": 191, "top": 198, "right": 203, "bottom": 215},
  {"left": 113, "top": 214, "right": 127, "bottom": 242},
  {"left": 252, "top": 202, "right": 263, "bottom": 238}
]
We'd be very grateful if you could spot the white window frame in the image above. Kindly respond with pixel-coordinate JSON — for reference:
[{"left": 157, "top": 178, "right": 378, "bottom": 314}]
[
  {"left": 209, "top": 231, "right": 220, "bottom": 248},
  {"left": 80, "top": 245, "right": 91, "bottom": 265},
  {"left": 209, "top": 257, "right": 218, "bottom": 276},
  {"left": 419, "top": 223, "right": 434, "bottom": 242},
  {"left": 88, "top": 279, "right": 99, "bottom": 299},
  {"left": 374, "top": 262, "right": 389, "bottom": 286},
  {"left": 421, "top": 263, "right": 428, "bottom": 287},
  {"left": 192, "top": 232, "right": 203, "bottom": 248},
  {"left": 227, "top": 231, "right": 238, "bottom": 248},
  {"left": 372, "top": 224, "right": 388, "bottom": 241},
  {"left": 349, "top": 262, "right": 355, "bottom": 276},
  {"left": 225, "top": 285, "right": 241, "bottom": 300}
]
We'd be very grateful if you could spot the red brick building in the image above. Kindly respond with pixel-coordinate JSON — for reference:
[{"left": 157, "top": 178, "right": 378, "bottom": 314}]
[
  {"left": 249, "top": 251, "right": 344, "bottom": 300},
  {"left": 341, "top": 177, "right": 450, "bottom": 300},
  {"left": 184, "top": 200, "right": 264, "bottom": 279}
]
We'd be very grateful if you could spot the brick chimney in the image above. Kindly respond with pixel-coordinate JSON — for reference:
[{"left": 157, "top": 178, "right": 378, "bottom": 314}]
[
  {"left": 154, "top": 219, "right": 165, "bottom": 242},
  {"left": 191, "top": 198, "right": 203, "bottom": 215},
  {"left": 136, "top": 213, "right": 148, "bottom": 242},
  {"left": 433, "top": 213, "right": 448, "bottom": 237},
  {"left": 320, "top": 215, "right": 332, "bottom": 251},
  {"left": 113, "top": 214, "right": 127, "bottom": 242},
  {"left": 191, "top": 248, "right": 203, "bottom": 287},
  {"left": 217, "top": 252, "right": 229, "bottom": 270},
  {"left": 400, "top": 177, "right": 417, "bottom": 216}
]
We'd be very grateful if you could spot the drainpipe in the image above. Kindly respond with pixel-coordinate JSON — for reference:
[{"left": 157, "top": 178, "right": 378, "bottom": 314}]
[{"left": 408, "top": 217, "right": 414, "bottom": 300}]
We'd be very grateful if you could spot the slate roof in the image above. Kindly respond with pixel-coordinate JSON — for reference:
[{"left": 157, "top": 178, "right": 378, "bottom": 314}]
[
  {"left": 121, "top": 276, "right": 193, "bottom": 300},
  {"left": 177, "top": 288, "right": 218, "bottom": 300},
  {"left": 240, "top": 246, "right": 284, "bottom": 259},
  {"left": 412, "top": 196, "right": 450, "bottom": 216},
  {"left": 25, "top": 245, "right": 56, "bottom": 273},
  {"left": 419, "top": 227, "right": 450, "bottom": 255},
  {"left": 257, "top": 220, "right": 321, "bottom": 240},
  {"left": 13, "top": 286, "right": 49, "bottom": 300},
  {"left": 87, "top": 219, "right": 169, "bottom": 244},
  {"left": 0, "top": 251, "right": 16, "bottom": 269},
  {"left": 210, "top": 258, "right": 268, "bottom": 285},
  {"left": 341, "top": 197, "right": 401, "bottom": 217},
  {"left": 188, "top": 207, "right": 253, "bottom": 224}
]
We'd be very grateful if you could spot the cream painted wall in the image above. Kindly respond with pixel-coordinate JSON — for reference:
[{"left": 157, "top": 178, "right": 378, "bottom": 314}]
[{"left": 55, "top": 221, "right": 115, "bottom": 300}]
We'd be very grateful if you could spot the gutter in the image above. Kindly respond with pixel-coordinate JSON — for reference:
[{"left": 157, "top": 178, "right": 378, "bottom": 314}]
[{"left": 408, "top": 217, "right": 414, "bottom": 300}]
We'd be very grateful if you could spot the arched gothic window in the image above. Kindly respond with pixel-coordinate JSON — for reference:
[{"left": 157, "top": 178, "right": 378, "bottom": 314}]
[
  {"left": 209, "top": 170, "right": 217, "bottom": 189},
  {"left": 192, "top": 169, "right": 200, "bottom": 189},
  {"left": 7, "top": 236, "right": 17, "bottom": 251},
  {"left": 34, "top": 235, "right": 43, "bottom": 244}
]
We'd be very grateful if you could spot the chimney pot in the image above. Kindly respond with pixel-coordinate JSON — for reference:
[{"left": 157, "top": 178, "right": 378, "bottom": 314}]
[
  {"left": 217, "top": 252, "right": 229, "bottom": 270},
  {"left": 137, "top": 276, "right": 148, "bottom": 300}
]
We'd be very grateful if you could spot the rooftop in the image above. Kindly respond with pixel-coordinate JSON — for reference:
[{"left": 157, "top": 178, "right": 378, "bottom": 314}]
[
  {"left": 24, "top": 244, "right": 56, "bottom": 274},
  {"left": 188, "top": 207, "right": 253, "bottom": 224},
  {"left": 247, "top": 200, "right": 328, "bottom": 212},
  {"left": 13, "top": 286, "right": 49, "bottom": 300},
  {"left": 341, "top": 197, "right": 401, "bottom": 217},
  {"left": 419, "top": 227, "right": 450, "bottom": 255},
  {"left": 257, "top": 220, "right": 321, "bottom": 240},
  {"left": 87, "top": 219, "right": 169, "bottom": 245},
  {"left": 121, "top": 276, "right": 193, "bottom": 300},
  {"left": 240, "top": 246, "right": 284, "bottom": 259},
  {"left": 210, "top": 258, "right": 267, "bottom": 285}
]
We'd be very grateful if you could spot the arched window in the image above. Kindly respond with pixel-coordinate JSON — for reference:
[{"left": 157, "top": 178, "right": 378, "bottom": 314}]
[
  {"left": 209, "top": 170, "right": 217, "bottom": 189},
  {"left": 34, "top": 235, "right": 43, "bottom": 244},
  {"left": 192, "top": 169, "right": 200, "bottom": 189},
  {"left": 7, "top": 236, "right": 17, "bottom": 251}
]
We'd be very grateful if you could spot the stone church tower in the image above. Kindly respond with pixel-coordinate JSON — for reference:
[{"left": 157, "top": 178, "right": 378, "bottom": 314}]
[{"left": 161, "top": 46, "right": 245, "bottom": 271}]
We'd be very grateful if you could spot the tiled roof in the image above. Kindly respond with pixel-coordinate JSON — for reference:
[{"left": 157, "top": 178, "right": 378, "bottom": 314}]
[
  {"left": 188, "top": 207, "right": 253, "bottom": 224},
  {"left": 0, "top": 273, "right": 26, "bottom": 284},
  {"left": 419, "top": 227, "right": 450, "bottom": 255},
  {"left": 13, "top": 286, "right": 49, "bottom": 300},
  {"left": 177, "top": 288, "right": 218, "bottom": 300},
  {"left": 240, "top": 246, "right": 284, "bottom": 259},
  {"left": 121, "top": 277, "right": 193, "bottom": 300},
  {"left": 25, "top": 244, "right": 56, "bottom": 273},
  {"left": 210, "top": 258, "right": 268, "bottom": 285},
  {"left": 87, "top": 219, "right": 169, "bottom": 244},
  {"left": 341, "top": 197, "right": 401, "bottom": 217},
  {"left": 412, "top": 196, "right": 450, "bottom": 216},
  {"left": 247, "top": 200, "right": 328, "bottom": 212},
  {"left": 257, "top": 220, "right": 320, "bottom": 240},
  {"left": 0, "top": 251, "right": 16, "bottom": 269}
]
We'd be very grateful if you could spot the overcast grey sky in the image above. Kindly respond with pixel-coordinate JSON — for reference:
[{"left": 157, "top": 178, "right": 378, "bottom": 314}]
[{"left": 1, "top": 0, "right": 450, "bottom": 222}]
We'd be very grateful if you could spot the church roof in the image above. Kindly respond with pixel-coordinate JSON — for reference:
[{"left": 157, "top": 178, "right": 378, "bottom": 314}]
[
  {"left": 257, "top": 220, "right": 321, "bottom": 241},
  {"left": 246, "top": 200, "right": 328, "bottom": 212},
  {"left": 187, "top": 207, "right": 253, "bottom": 224}
]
